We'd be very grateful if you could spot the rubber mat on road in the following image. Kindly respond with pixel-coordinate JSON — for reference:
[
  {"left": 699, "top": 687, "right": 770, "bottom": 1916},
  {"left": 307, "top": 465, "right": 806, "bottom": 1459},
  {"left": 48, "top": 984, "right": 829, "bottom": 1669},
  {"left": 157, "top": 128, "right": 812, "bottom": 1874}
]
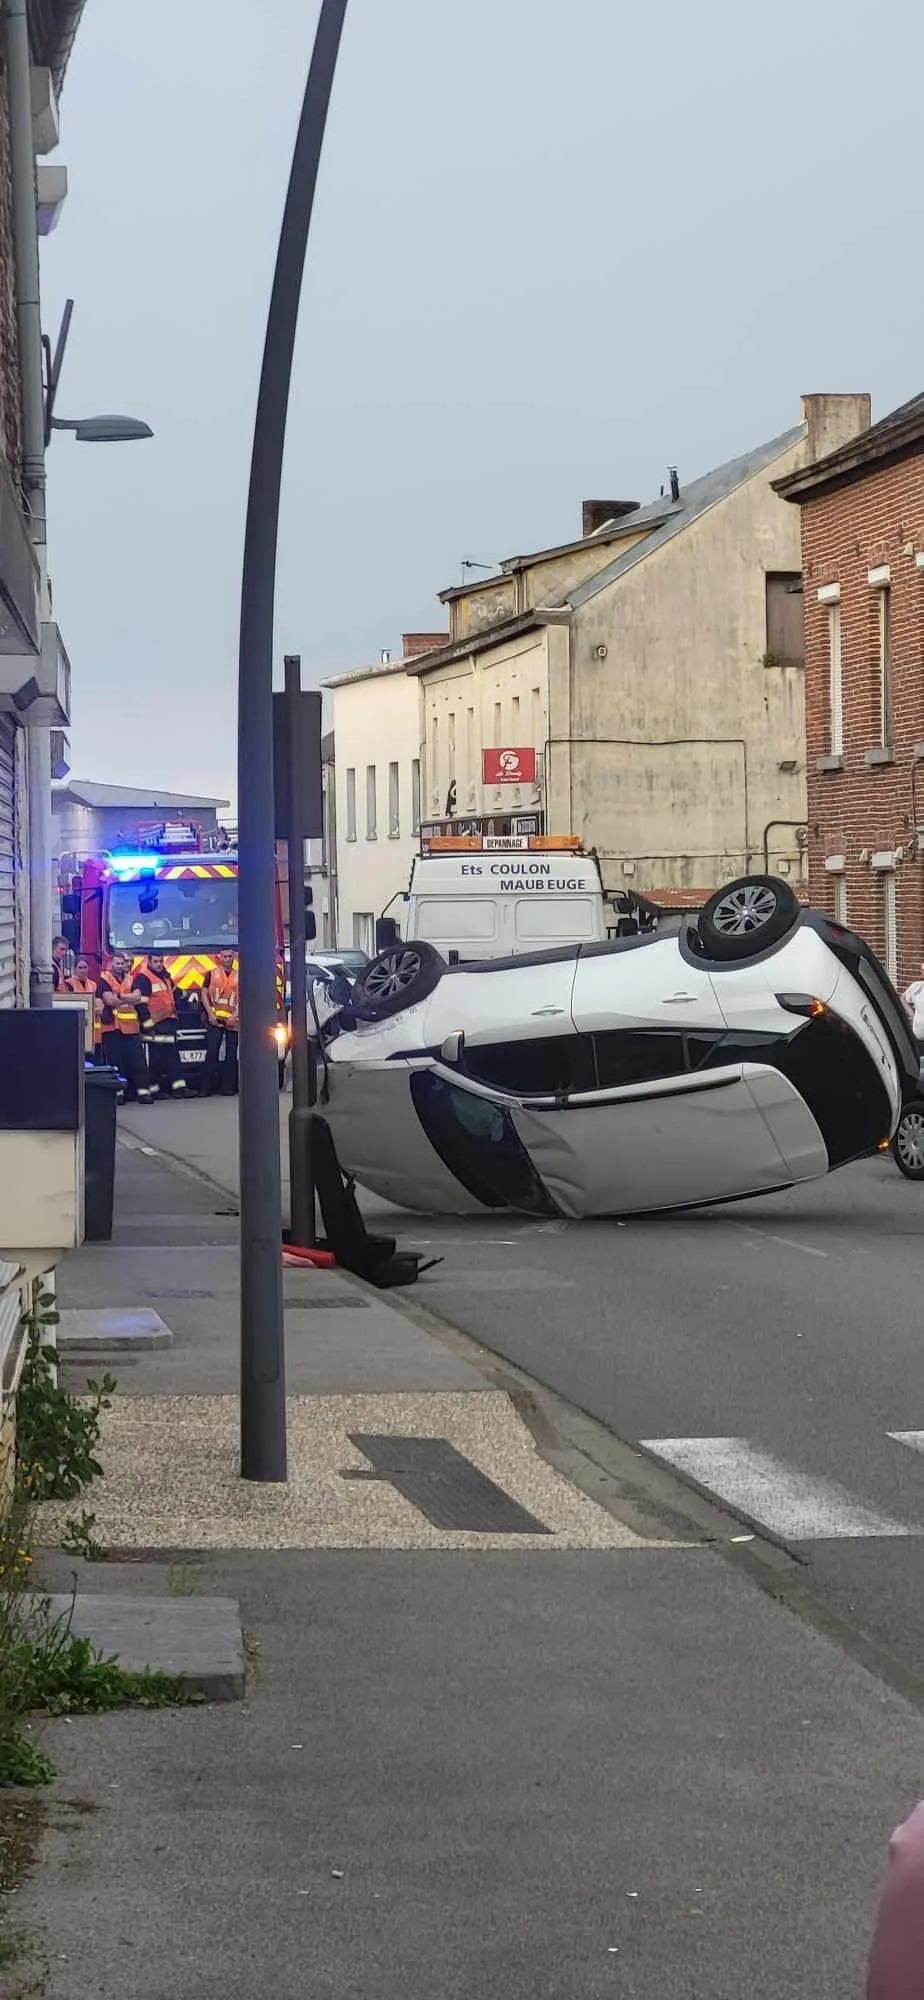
[{"left": 347, "top": 1434, "right": 551, "bottom": 1535}]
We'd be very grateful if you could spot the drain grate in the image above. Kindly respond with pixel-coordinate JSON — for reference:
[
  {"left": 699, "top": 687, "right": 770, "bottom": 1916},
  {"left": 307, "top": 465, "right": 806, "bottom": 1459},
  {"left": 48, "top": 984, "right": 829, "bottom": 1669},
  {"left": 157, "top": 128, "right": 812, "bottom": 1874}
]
[{"left": 346, "top": 1434, "right": 550, "bottom": 1535}]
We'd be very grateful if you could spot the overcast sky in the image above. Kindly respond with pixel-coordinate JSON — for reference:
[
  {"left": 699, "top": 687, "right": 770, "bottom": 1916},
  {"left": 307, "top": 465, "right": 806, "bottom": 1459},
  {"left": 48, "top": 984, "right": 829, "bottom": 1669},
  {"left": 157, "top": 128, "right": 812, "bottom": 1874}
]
[{"left": 41, "top": 0, "right": 924, "bottom": 806}]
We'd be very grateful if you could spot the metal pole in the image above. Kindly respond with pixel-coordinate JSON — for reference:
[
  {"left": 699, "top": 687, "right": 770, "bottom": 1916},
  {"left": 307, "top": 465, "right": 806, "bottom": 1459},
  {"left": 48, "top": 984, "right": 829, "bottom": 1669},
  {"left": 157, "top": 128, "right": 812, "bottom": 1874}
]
[
  {"left": 284, "top": 656, "right": 316, "bottom": 1248},
  {"left": 4, "top": 0, "right": 54, "bottom": 1009},
  {"left": 238, "top": 0, "right": 348, "bottom": 1481}
]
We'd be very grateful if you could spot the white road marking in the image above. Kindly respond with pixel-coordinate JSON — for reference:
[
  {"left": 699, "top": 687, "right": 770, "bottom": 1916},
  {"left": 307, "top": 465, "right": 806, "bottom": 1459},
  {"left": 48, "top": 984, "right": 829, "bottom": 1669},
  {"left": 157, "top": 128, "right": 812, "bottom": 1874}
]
[
  {"left": 888, "top": 1432, "right": 924, "bottom": 1453},
  {"left": 641, "top": 1437, "right": 917, "bottom": 1540},
  {"left": 724, "top": 1219, "right": 828, "bottom": 1260}
]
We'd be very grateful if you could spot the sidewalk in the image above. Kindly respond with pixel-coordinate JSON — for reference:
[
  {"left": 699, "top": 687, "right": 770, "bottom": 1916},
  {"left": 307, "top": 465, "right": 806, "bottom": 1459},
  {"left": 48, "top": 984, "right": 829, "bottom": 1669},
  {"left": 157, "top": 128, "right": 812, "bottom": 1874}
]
[{"left": 8, "top": 1122, "right": 924, "bottom": 1996}]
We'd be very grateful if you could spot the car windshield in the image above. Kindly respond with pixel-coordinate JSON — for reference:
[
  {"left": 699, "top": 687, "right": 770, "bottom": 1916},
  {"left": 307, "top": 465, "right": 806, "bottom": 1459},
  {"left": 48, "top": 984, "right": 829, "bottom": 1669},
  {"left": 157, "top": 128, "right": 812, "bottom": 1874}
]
[{"left": 107, "top": 877, "right": 238, "bottom": 952}]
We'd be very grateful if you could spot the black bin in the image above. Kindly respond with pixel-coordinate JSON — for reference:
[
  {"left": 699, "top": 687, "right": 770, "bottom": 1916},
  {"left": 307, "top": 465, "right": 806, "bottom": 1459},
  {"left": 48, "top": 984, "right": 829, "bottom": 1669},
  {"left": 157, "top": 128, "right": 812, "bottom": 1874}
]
[{"left": 84, "top": 1064, "right": 121, "bottom": 1241}]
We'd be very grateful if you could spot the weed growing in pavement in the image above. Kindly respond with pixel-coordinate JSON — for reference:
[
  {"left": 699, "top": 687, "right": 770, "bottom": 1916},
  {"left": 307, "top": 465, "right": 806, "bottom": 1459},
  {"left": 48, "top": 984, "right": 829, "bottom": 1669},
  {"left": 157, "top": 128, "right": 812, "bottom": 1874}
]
[
  {"left": 0, "top": 1288, "right": 201, "bottom": 1790},
  {"left": 13, "top": 1284, "right": 115, "bottom": 1507}
]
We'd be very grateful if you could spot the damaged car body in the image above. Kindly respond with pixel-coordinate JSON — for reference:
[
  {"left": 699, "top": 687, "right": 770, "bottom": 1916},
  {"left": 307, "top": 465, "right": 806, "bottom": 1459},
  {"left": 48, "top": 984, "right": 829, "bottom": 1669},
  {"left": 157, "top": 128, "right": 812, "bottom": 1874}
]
[{"left": 309, "top": 877, "right": 918, "bottom": 1221}]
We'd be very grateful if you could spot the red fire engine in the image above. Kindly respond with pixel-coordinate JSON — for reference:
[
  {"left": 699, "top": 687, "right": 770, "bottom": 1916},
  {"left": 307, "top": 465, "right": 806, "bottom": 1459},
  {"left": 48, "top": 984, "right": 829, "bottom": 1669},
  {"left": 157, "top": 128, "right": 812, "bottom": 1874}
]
[{"left": 57, "top": 821, "right": 288, "bottom": 1085}]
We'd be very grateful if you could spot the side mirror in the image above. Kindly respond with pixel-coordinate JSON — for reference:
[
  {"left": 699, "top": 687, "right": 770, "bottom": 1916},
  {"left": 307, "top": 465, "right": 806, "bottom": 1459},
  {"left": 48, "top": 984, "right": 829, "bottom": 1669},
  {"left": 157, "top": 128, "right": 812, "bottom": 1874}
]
[
  {"left": 440, "top": 1031, "right": 463, "bottom": 1064},
  {"left": 376, "top": 916, "right": 399, "bottom": 952},
  {"left": 305, "top": 910, "right": 317, "bottom": 942}
]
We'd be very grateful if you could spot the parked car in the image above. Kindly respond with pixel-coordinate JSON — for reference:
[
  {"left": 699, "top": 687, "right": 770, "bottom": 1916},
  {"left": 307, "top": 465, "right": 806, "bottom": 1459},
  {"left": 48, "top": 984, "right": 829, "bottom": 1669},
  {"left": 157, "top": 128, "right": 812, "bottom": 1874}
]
[
  {"left": 308, "top": 876, "right": 918, "bottom": 1219},
  {"left": 284, "top": 947, "right": 369, "bottom": 1009}
]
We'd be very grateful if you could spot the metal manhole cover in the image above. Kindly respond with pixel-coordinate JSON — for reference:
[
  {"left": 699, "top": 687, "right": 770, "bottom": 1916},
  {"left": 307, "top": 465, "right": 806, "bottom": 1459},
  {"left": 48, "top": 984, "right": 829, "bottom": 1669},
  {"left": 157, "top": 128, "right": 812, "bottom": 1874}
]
[{"left": 345, "top": 1435, "right": 550, "bottom": 1535}]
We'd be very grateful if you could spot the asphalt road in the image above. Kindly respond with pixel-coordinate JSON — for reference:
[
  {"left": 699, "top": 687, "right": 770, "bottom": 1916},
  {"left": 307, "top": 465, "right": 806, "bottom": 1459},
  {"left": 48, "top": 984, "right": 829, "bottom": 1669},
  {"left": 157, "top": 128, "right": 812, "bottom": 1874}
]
[{"left": 121, "top": 1095, "right": 924, "bottom": 1688}]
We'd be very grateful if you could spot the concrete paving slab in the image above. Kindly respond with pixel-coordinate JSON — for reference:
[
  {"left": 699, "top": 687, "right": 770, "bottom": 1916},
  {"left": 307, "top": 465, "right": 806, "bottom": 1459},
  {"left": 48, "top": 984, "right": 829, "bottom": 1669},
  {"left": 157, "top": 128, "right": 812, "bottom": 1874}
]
[
  {"left": 55, "top": 1307, "right": 173, "bottom": 1352},
  {"left": 43, "top": 1592, "right": 244, "bottom": 1700},
  {"left": 12, "top": 1548, "right": 924, "bottom": 2000},
  {"left": 35, "top": 1391, "right": 668, "bottom": 1551}
]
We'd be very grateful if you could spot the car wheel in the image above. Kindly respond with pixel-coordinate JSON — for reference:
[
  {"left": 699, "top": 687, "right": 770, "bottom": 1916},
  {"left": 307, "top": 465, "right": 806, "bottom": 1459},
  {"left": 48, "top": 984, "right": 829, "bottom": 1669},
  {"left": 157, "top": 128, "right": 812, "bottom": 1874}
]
[
  {"left": 354, "top": 941, "right": 445, "bottom": 1020},
  {"left": 893, "top": 1102, "right": 924, "bottom": 1179},
  {"left": 697, "top": 874, "right": 800, "bottom": 962}
]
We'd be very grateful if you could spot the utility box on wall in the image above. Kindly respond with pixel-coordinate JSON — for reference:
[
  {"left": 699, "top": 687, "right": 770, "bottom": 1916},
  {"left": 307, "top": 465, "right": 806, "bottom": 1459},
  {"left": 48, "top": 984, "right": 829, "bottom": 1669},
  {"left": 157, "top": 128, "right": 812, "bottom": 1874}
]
[{"left": 0, "top": 1008, "right": 84, "bottom": 1274}]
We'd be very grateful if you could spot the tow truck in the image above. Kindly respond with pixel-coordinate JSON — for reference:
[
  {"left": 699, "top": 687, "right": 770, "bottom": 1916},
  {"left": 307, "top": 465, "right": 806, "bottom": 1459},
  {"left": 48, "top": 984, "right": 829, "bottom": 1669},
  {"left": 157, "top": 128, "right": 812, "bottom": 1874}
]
[{"left": 57, "top": 821, "right": 290, "bottom": 1087}]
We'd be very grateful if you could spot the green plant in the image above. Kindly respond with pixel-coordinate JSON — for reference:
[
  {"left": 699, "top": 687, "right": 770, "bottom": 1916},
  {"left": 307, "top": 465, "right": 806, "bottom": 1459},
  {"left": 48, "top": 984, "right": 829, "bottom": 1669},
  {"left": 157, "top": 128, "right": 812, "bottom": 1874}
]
[
  {"left": 0, "top": 1513, "right": 200, "bottom": 1786},
  {"left": 60, "top": 1509, "right": 104, "bottom": 1563},
  {"left": 761, "top": 646, "right": 801, "bottom": 670},
  {"left": 13, "top": 1284, "right": 115, "bottom": 1506},
  {"left": 0, "top": 1290, "right": 196, "bottom": 1790}
]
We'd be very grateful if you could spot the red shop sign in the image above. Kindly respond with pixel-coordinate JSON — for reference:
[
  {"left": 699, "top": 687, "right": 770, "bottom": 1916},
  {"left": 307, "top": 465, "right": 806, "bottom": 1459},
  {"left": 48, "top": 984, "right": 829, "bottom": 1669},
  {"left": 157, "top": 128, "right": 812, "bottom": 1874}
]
[{"left": 482, "top": 746, "right": 537, "bottom": 785}]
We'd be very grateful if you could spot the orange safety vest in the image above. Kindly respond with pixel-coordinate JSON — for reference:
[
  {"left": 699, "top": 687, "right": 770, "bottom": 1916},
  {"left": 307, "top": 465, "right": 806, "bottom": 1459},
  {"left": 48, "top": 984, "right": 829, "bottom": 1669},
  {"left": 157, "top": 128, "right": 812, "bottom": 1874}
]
[
  {"left": 207, "top": 966, "right": 238, "bottom": 1025},
  {"left": 142, "top": 970, "right": 177, "bottom": 1026},
  {"left": 99, "top": 971, "right": 142, "bottom": 1036},
  {"left": 69, "top": 975, "right": 102, "bottom": 1046}
]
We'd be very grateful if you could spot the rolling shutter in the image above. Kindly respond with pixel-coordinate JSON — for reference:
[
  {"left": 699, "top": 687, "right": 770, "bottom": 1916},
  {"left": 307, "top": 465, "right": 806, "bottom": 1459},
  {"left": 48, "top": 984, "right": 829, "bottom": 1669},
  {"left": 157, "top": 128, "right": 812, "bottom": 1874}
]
[{"left": 0, "top": 716, "right": 17, "bottom": 1008}]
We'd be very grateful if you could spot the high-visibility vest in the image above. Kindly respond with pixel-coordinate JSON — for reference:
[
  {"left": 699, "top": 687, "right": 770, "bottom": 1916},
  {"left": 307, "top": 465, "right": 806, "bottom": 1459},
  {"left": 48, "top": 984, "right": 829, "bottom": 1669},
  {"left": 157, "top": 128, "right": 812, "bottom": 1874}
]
[
  {"left": 207, "top": 966, "right": 238, "bottom": 1025},
  {"left": 69, "top": 975, "right": 102, "bottom": 1046},
  {"left": 99, "top": 972, "right": 142, "bottom": 1035},
  {"left": 142, "top": 970, "right": 177, "bottom": 1026}
]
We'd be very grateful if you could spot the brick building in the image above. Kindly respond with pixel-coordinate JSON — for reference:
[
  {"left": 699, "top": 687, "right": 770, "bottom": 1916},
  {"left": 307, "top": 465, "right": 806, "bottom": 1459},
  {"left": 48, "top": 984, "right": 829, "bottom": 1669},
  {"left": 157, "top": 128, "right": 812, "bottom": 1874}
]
[{"left": 775, "top": 394, "right": 924, "bottom": 990}]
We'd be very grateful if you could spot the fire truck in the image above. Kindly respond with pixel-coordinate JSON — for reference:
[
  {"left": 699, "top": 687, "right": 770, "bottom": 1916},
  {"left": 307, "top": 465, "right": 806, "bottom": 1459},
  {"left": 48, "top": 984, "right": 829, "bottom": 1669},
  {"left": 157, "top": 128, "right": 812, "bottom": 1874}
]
[{"left": 57, "top": 820, "right": 289, "bottom": 1086}]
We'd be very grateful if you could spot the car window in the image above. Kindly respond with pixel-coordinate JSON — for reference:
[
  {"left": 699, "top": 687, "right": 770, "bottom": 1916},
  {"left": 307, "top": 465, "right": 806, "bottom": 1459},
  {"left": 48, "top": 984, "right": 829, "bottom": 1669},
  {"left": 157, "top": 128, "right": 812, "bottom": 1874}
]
[
  {"left": 410, "top": 1072, "right": 557, "bottom": 1216},
  {"left": 513, "top": 896, "right": 600, "bottom": 942},
  {"left": 593, "top": 1030, "right": 686, "bottom": 1088},
  {"left": 415, "top": 899, "right": 498, "bottom": 942},
  {"left": 462, "top": 1034, "right": 595, "bottom": 1097}
]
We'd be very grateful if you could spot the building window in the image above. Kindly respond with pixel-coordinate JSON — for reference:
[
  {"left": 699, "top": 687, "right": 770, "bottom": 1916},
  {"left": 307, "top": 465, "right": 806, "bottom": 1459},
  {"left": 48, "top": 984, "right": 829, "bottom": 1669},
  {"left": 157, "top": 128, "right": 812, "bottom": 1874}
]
[
  {"left": 833, "top": 873, "right": 846, "bottom": 925},
  {"left": 448, "top": 711, "right": 456, "bottom": 777},
  {"left": 345, "top": 767, "right": 357, "bottom": 843},
  {"left": 878, "top": 587, "right": 892, "bottom": 747},
  {"left": 365, "top": 764, "right": 377, "bottom": 840},
  {"left": 828, "top": 604, "right": 843, "bottom": 757},
  {"left": 388, "top": 761, "right": 400, "bottom": 838},
  {"left": 531, "top": 686, "right": 543, "bottom": 762},
  {"left": 353, "top": 911, "right": 374, "bottom": 954},
  {"left": 465, "top": 707, "right": 474, "bottom": 793},
  {"left": 411, "top": 758, "right": 421, "bottom": 834},
  {"left": 512, "top": 694, "right": 520, "bottom": 733},
  {"left": 430, "top": 716, "right": 439, "bottom": 805},
  {"left": 765, "top": 573, "right": 804, "bottom": 665},
  {"left": 882, "top": 871, "right": 897, "bottom": 981},
  {"left": 493, "top": 700, "right": 502, "bottom": 747}
]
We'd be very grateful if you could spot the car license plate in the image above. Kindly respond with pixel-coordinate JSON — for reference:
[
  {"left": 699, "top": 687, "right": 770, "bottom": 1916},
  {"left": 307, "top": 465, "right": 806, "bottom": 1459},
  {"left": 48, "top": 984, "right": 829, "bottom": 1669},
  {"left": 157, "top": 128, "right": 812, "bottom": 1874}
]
[{"left": 179, "top": 1049, "right": 206, "bottom": 1064}]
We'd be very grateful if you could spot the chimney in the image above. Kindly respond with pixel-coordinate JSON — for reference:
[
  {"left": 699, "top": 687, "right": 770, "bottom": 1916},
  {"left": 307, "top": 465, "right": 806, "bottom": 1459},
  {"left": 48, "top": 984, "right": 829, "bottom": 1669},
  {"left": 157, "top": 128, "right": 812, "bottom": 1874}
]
[
  {"left": 668, "top": 467, "right": 680, "bottom": 503},
  {"left": 802, "top": 393, "right": 871, "bottom": 464},
  {"left": 582, "top": 499, "right": 639, "bottom": 538},
  {"left": 402, "top": 632, "right": 449, "bottom": 658}
]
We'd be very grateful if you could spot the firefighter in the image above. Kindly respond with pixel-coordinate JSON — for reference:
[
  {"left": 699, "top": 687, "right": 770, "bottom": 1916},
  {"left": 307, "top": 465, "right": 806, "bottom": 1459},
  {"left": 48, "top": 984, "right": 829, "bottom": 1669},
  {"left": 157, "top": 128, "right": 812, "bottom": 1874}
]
[
  {"left": 69, "top": 954, "right": 102, "bottom": 1057},
  {"left": 98, "top": 952, "right": 152, "bottom": 1102},
  {"left": 52, "top": 935, "right": 71, "bottom": 992},
  {"left": 201, "top": 948, "right": 239, "bottom": 1096},
  {"left": 135, "top": 953, "right": 186, "bottom": 1097}
]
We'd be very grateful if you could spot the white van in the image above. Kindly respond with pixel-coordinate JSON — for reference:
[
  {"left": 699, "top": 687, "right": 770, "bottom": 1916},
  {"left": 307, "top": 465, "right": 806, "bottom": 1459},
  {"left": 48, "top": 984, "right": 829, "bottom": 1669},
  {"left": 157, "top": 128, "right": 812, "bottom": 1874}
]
[{"left": 388, "top": 836, "right": 619, "bottom": 964}]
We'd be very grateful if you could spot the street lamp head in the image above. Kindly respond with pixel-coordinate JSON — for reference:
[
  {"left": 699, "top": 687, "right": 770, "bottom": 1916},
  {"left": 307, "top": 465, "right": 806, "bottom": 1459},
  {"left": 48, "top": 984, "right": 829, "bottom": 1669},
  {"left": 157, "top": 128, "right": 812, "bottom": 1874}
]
[{"left": 51, "top": 413, "right": 154, "bottom": 443}]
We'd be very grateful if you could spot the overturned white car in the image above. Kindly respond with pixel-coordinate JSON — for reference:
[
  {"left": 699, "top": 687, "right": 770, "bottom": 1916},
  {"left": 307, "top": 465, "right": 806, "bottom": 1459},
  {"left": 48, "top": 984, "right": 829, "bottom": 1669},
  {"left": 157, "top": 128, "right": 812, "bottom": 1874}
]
[{"left": 309, "top": 877, "right": 917, "bottom": 1219}]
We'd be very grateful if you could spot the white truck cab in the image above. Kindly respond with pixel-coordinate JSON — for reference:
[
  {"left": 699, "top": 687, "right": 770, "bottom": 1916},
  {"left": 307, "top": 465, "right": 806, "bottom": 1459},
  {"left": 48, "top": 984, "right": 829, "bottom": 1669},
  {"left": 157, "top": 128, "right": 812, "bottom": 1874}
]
[{"left": 389, "top": 833, "right": 619, "bottom": 964}]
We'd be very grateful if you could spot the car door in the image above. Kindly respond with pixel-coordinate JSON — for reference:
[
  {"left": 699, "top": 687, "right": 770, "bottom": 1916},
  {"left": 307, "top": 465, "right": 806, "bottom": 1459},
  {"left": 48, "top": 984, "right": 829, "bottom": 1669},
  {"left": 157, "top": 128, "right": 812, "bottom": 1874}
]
[
  {"left": 423, "top": 952, "right": 580, "bottom": 1057},
  {"left": 506, "top": 937, "right": 790, "bottom": 1216}
]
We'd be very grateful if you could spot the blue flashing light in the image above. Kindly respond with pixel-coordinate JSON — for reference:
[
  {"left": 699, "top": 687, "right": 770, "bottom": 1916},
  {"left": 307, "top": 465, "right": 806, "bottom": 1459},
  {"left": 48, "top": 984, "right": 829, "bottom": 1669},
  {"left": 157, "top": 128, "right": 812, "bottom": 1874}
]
[{"left": 108, "top": 852, "right": 165, "bottom": 873}]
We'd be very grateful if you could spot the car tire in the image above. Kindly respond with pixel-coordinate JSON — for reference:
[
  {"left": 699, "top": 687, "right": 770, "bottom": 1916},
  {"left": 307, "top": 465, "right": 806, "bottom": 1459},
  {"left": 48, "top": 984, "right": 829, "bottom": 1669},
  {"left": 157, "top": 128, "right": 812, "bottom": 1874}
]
[
  {"left": 892, "top": 1100, "right": 924, "bottom": 1179},
  {"left": 697, "top": 875, "right": 800, "bottom": 962},
  {"left": 353, "top": 941, "right": 445, "bottom": 1020}
]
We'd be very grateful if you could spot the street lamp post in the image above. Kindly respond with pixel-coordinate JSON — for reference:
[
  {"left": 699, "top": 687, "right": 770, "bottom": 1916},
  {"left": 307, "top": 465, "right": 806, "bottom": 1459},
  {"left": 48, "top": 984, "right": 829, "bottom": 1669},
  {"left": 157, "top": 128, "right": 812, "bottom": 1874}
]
[{"left": 237, "top": 0, "right": 349, "bottom": 1483}]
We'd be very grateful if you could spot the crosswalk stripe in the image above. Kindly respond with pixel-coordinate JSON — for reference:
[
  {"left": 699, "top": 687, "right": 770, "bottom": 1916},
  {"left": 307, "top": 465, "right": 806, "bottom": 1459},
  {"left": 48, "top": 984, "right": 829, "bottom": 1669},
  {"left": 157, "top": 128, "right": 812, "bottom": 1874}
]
[
  {"left": 888, "top": 1432, "right": 924, "bottom": 1454},
  {"left": 640, "top": 1437, "right": 917, "bottom": 1541}
]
